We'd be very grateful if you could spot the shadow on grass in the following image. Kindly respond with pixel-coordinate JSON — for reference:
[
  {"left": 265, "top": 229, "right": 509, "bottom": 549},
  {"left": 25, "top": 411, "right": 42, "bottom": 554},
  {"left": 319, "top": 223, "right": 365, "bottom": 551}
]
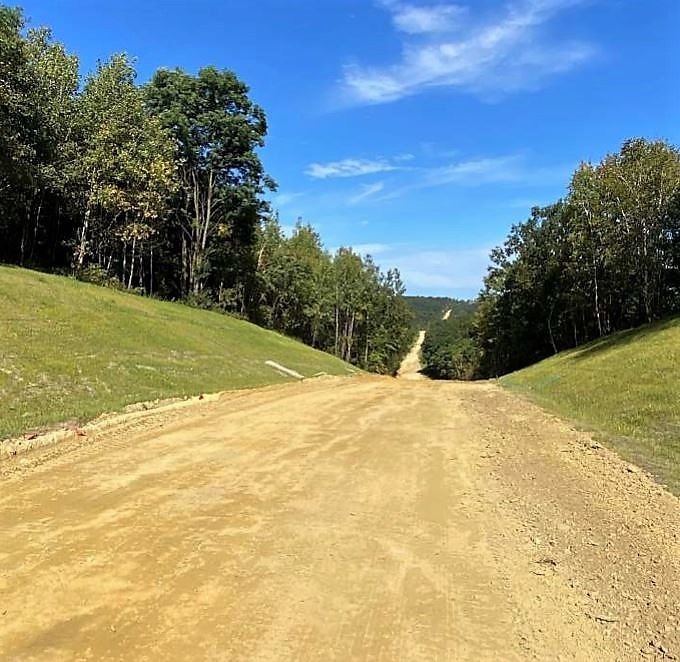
[
  {"left": 603, "top": 431, "right": 680, "bottom": 496},
  {"left": 567, "top": 317, "right": 680, "bottom": 363}
]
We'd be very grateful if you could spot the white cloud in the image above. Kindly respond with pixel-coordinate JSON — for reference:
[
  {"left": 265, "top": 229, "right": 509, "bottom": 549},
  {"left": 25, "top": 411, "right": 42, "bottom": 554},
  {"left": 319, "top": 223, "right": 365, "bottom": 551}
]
[
  {"left": 273, "top": 192, "right": 303, "bottom": 207},
  {"left": 375, "top": 154, "right": 521, "bottom": 200},
  {"left": 427, "top": 155, "right": 523, "bottom": 185},
  {"left": 305, "top": 158, "right": 401, "bottom": 179},
  {"left": 332, "top": 242, "right": 492, "bottom": 295},
  {"left": 391, "top": 248, "right": 492, "bottom": 294},
  {"left": 351, "top": 243, "right": 391, "bottom": 256},
  {"left": 388, "top": 2, "right": 468, "bottom": 34},
  {"left": 348, "top": 181, "right": 385, "bottom": 205},
  {"left": 341, "top": 0, "right": 596, "bottom": 105},
  {"left": 375, "top": 154, "right": 572, "bottom": 200}
]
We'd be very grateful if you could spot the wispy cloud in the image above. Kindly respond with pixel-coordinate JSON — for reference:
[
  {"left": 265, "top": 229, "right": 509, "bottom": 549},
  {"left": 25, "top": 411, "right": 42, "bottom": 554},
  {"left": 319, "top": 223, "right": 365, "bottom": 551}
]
[
  {"left": 375, "top": 154, "right": 572, "bottom": 200},
  {"left": 386, "top": 1, "right": 468, "bottom": 34},
  {"left": 347, "top": 243, "right": 492, "bottom": 295},
  {"left": 348, "top": 181, "right": 385, "bottom": 205},
  {"left": 340, "top": 0, "right": 596, "bottom": 105},
  {"left": 273, "top": 192, "right": 304, "bottom": 207},
  {"left": 305, "top": 158, "right": 402, "bottom": 179},
  {"left": 351, "top": 242, "right": 391, "bottom": 255},
  {"left": 390, "top": 247, "right": 491, "bottom": 294}
]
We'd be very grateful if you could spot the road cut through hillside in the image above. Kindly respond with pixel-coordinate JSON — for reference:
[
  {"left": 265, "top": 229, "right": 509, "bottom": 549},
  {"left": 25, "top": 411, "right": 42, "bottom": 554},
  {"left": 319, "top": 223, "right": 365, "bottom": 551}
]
[
  {"left": 1, "top": 375, "right": 680, "bottom": 661},
  {"left": 397, "top": 330, "right": 427, "bottom": 380}
]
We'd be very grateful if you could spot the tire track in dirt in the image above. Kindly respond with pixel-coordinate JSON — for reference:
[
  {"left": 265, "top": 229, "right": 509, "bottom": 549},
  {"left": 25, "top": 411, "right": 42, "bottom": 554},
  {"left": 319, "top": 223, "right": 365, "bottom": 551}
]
[{"left": 1, "top": 376, "right": 679, "bottom": 660}]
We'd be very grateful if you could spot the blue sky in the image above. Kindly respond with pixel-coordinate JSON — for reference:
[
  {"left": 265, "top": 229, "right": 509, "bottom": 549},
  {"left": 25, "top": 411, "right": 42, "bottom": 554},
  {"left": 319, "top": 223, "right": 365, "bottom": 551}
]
[{"left": 21, "top": 0, "right": 680, "bottom": 297}]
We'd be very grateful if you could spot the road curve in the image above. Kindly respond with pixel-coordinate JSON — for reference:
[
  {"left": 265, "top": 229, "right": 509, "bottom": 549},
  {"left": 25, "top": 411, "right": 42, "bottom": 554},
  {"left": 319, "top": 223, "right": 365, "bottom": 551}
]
[{"left": 1, "top": 376, "right": 679, "bottom": 660}]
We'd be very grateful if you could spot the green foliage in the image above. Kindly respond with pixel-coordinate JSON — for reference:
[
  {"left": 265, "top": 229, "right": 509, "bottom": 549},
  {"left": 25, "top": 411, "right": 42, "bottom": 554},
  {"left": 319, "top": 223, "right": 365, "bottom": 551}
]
[
  {"left": 404, "top": 296, "right": 475, "bottom": 329},
  {"left": 474, "top": 138, "right": 680, "bottom": 377},
  {"left": 145, "top": 66, "right": 275, "bottom": 299},
  {"left": 0, "top": 265, "right": 354, "bottom": 439},
  {"left": 0, "top": 8, "right": 411, "bottom": 377},
  {"left": 75, "top": 54, "right": 177, "bottom": 284},
  {"left": 502, "top": 317, "right": 680, "bottom": 494},
  {"left": 253, "top": 218, "right": 414, "bottom": 374},
  {"left": 421, "top": 308, "right": 479, "bottom": 380}
]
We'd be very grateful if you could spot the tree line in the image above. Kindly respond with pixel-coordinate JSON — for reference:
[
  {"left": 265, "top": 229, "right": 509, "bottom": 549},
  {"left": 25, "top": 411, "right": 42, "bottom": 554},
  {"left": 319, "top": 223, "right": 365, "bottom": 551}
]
[
  {"left": 404, "top": 296, "right": 456, "bottom": 329},
  {"left": 0, "top": 6, "right": 413, "bottom": 374},
  {"left": 255, "top": 218, "right": 414, "bottom": 373},
  {"left": 422, "top": 137, "right": 680, "bottom": 380}
]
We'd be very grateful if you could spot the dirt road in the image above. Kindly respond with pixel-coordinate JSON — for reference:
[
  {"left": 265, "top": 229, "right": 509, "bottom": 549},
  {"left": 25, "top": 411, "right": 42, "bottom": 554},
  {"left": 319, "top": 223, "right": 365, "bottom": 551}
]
[
  {"left": 2, "top": 376, "right": 680, "bottom": 661},
  {"left": 397, "top": 331, "right": 426, "bottom": 380}
]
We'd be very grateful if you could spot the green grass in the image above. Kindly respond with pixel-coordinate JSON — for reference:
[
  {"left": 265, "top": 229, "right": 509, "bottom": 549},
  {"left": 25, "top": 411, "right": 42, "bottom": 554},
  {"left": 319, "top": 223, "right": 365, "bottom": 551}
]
[
  {"left": 501, "top": 317, "right": 680, "bottom": 493},
  {"left": 0, "top": 265, "right": 356, "bottom": 439}
]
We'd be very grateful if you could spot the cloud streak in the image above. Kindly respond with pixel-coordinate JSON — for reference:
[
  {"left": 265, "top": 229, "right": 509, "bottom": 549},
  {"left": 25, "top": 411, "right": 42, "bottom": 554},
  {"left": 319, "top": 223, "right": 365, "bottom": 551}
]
[
  {"left": 395, "top": 248, "right": 490, "bottom": 292},
  {"left": 351, "top": 243, "right": 492, "bottom": 295},
  {"left": 348, "top": 181, "right": 385, "bottom": 205},
  {"left": 341, "top": 0, "right": 596, "bottom": 105},
  {"left": 386, "top": 1, "right": 468, "bottom": 34},
  {"left": 373, "top": 153, "right": 572, "bottom": 200},
  {"left": 305, "top": 158, "right": 402, "bottom": 179}
]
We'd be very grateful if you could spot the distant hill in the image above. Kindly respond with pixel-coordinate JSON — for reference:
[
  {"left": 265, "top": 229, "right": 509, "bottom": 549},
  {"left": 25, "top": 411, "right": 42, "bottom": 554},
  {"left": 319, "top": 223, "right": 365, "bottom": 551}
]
[
  {"left": 404, "top": 296, "right": 477, "bottom": 329},
  {"left": 502, "top": 318, "right": 680, "bottom": 493},
  {"left": 0, "top": 266, "right": 355, "bottom": 439}
]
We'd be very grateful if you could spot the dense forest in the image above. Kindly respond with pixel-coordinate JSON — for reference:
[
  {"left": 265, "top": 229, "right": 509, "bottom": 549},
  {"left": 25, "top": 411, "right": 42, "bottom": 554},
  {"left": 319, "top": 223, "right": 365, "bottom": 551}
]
[
  {"left": 0, "top": 6, "right": 413, "bottom": 373},
  {"left": 404, "top": 296, "right": 466, "bottom": 329},
  {"left": 421, "top": 137, "right": 680, "bottom": 380},
  {"left": 420, "top": 304, "right": 478, "bottom": 380},
  {"left": 474, "top": 138, "right": 680, "bottom": 377}
]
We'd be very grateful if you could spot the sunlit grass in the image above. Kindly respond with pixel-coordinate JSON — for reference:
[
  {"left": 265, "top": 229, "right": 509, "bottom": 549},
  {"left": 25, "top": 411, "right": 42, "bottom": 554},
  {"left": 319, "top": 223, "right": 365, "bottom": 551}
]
[
  {"left": 501, "top": 318, "right": 680, "bottom": 493},
  {"left": 0, "top": 265, "right": 354, "bottom": 439}
]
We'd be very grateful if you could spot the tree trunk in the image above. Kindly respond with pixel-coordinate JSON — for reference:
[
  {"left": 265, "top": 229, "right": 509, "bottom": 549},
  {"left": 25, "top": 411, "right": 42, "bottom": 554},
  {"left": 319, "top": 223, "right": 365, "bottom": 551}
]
[
  {"left": 76, "top": 206, "right": 91, "bottom": 269},
  {"left": 593, "top": 262, "right": 603, "bottom": 337}
]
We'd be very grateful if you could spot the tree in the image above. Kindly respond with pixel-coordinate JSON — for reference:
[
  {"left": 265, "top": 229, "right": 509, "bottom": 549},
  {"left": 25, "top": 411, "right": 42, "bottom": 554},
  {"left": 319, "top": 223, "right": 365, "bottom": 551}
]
[
  {"left": 75, "top": 54, "right": 177, "bottom": 290},
  {"left": 145, "top": 67, "right": 275, "bottom": 298},
  {"left": 0, "top": 7, "right": 36, "bottom": 258},
  {"left": 473, "top": 138, "right": 680, "bottom": 378}
]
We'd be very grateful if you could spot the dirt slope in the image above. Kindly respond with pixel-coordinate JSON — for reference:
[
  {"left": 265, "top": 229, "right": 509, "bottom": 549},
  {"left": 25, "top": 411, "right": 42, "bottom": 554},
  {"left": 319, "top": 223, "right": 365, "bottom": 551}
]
[
  {"left": 2, "top": 377, "right": 679, "bottom": 661},
  {"left": 397, "top": 330, "right": 426, "bottom": 380}
]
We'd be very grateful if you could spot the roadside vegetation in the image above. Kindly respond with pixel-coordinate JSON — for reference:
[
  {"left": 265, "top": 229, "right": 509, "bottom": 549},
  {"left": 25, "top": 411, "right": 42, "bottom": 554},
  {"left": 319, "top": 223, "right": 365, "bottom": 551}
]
[
  {"left": 0, "top": 265, "right": 355, "bottom": 440},
  {"left": 473, "top": 138, "right": 680, "bottom": 377},
  {"left": 409, "top": 138, "right": 680, "bottom": 382},
  {"left": 421, "top": 305, "right": 478, "bottom": 380},
  {"left": 502, "top": 318, "right": 680, "bottom": 494},
  {"left": 0, "top": 6, "right": 412, "bottom": 375}
]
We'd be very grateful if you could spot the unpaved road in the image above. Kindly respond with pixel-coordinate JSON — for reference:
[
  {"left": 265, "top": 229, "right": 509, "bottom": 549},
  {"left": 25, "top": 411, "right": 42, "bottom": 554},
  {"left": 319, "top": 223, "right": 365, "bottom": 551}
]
[
  {"left": 2, "top": 377, "right": 680, "bottom": 661},
  {"left": 397, "top": 331, "right": 426, "bottom": 380}
]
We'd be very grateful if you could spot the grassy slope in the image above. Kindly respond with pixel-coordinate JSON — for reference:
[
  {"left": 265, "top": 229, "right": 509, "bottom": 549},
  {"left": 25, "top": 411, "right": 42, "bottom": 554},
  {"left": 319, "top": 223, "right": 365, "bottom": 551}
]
[
  {"left": 0, "top": 265, "right": 355, "bottom": 439},
  {"left": 502, "top": 318, "right": 680, "bottom": 492}
]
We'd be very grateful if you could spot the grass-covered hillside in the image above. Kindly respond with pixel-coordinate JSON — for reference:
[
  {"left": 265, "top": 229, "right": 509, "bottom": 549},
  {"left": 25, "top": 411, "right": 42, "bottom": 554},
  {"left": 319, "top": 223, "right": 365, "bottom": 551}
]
[
  {"left": 0, "top": 266, "right": 355, "bottom": 439},
  {"left": 502, "top": 318, "right": 680, "bottom": 493}
]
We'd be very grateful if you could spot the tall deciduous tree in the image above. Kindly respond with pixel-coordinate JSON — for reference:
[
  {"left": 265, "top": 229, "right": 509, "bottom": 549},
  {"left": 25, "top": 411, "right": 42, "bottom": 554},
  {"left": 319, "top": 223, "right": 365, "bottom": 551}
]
[
  {"left": 76, "top": 54, "right": 177, "bottom": 290},
  {"left": 145, "top": 67, "right": 275, "bottom": 298}
]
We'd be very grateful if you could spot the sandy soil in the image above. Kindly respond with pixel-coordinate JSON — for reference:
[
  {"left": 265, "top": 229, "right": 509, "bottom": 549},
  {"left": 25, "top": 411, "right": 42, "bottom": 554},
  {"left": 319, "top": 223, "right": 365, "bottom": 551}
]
[
  {"left": 397, "top": 330, "right": 427, "bottom": 380},
  {"left": 2, "top": 376, "right": 680, "bottom": 661}
]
